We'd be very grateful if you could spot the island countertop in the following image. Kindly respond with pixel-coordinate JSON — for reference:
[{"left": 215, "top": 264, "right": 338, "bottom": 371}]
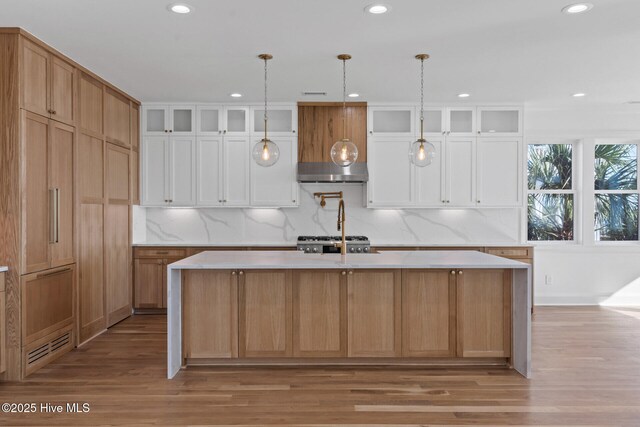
[{"left": 168, "top": 250, "right": 531, "bottom": 270}]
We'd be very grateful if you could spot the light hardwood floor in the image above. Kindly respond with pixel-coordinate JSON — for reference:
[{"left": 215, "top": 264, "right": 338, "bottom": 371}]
[{"left": 1, "top": 306, "right": 639, "bottom": 426}]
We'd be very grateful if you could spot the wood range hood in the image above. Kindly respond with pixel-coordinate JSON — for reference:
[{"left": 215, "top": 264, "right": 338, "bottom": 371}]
[{"left": 296, "top": 102, "right": 368, "bottom": 183}]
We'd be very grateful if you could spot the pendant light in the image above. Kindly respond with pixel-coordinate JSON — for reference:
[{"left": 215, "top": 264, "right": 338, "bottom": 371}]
[
  {"left": 252, "top": 53, "right": 280, "bottom": 167},
  {"left": 330, "top": 54, "right": 358, "bottom": 167},
  {"left": 409, "top": 54, "right": 436, "bottom": 167}
]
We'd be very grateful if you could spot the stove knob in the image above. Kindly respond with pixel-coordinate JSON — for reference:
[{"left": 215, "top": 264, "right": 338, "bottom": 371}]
[
  {"left": 312, "top": 247, "right": 318, "bottom": 253},
  {"left": 363, "top": 247, "right": 370, "bottom": 253},
  {"left": 304, "top": 247, "right": 310, "bottom": 253},
  {"left": 356, "top": 247, "right": 363, "bottom": 253},
  {"left": 350, "top": 247, "right": 355, "bottom": 253}
]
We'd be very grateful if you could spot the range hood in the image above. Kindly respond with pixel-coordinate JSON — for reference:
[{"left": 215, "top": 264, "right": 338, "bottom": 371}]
[{"left": 297, "top": 162, "right": 368, "bottom": 183}]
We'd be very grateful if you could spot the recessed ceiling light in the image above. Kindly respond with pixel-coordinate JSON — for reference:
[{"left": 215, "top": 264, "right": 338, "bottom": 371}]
[
  {"left": 458, "top": 93, "right": 470, "bottom": 98},
  {"left": 230, "top": 93, "right": 242, "bottom": 98},
  {"left": 365, "top": 4, "right": 390, "bottom": 14},
  {"left": 169, "top": 3, "right": 192, "bottom": 14},
  {"left": 572, "top": 93, "right": 586, "bottom": 97},
  {"left": 562, "top": 3, "right": 593, "bottom": 14},
  {"left": 348, "top": 93, "right": 360, "bottom": 98}
]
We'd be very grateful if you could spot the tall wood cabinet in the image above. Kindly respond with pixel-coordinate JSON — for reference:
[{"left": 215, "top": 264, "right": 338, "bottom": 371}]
[{"left": 0, "top": 28, "right": 140, "bottom": 380}]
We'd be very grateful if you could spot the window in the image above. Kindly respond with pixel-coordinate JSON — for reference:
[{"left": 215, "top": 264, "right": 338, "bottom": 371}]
[
  {"left": 527, "top": 144, "right": 575, "bottom": 241},
  {"left": 594, "top": 143, "right": 639, "bottom": 241}
]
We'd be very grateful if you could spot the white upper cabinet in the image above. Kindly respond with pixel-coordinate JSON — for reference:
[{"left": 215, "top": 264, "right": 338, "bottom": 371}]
[
  {"left": 445, "top": 138, "right": 476, "bottom": 207},
  {"left": 477, "top": 106, "right": 523, "bottom": 136},
  {"left": 196, "top": 105, "right": 223, "bottom": 136},
  {"left": 168, "top": 137, "right": 196, "bottom": 205},
  {"left": 224, "top": 106, "right": 250, "bottom": 135},
  {"left": 169, "top": 106, "right": 196, "bottom": 135},
  {"left": 367, "top": 138, "right": 414, "bottom": 207},
  {"left": 250, "top": 137, "right": 298, "bottom": 207},
  {"left": 223, "top": 137, "right": 251, "bottom": 206},
  {"left": 196, "top": 137, "right": 223, "bottom": 206},
  {"left": 142, "top": 105, "right": 170, "bottom": 136},
  {"left": 368, "top": 106, "right": 415, "bottom": 137},
  {"left": 445, "top": 107, "right": 476, "bottom": 136},
  {"left": 415, "top": 138, "right": 445, "bottom": 206},
  {"left": 251, "top": 105, "right": 297, "bottom": 135},
  {"left": 141, "top": 136, "right": 169, "bottom": 205},
  {"left": 476, "top": 138, "right": 522, "bottom": 207},
  {"left": 420, "top": 108, "right": 445, "bottom": 136}
]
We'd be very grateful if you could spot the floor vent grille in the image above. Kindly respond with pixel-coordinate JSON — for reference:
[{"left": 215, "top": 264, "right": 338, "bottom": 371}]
[{"left": 27, "top": 343, "right": 50, "bottom": 365}]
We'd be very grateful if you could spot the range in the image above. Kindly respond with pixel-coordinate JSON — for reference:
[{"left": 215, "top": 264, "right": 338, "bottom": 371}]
[{"left": 297, "top": 235, "right": 371, "bottom": 254}]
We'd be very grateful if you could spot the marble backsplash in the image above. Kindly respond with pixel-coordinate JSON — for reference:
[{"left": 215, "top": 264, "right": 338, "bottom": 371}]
[{"left": 133, "top": 184, "right": 523, "bottom": 246}]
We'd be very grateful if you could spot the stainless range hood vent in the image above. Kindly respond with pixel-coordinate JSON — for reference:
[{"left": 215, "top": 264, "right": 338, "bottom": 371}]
[{"left": 297, "top": 162, "right": 368, "bottom": 183}]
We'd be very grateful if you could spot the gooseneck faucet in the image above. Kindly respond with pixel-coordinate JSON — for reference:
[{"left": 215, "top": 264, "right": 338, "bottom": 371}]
[{"left": 313, "top": 191, "right": 346, "bottom": 255}]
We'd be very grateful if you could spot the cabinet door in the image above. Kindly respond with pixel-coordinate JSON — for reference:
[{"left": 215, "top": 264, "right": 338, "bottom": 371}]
[
  {"left": 347, "top": 269, "right": 401, "bottom": 357},
  {"left": 477, "top": 138, "right": 522, "bottom": 207},
  {"left": 78, "top": 132, "right": 104, "bottom": 202},
  {"left": 252, "top": 106, "right": 297, "bottom": 135},
  {"left": 0, "top": 288, "right": 5, "bottom": 374},
  {"left": 368, "top": 106, "right": 415, "bottom": 136},
  {"left": 196, "top": 137, "right": 223, "bottom": 206},
  {"left": 239, "top": 270, "right": 292, "bottom": 357},
  {"left": 415, "top": 138, "right": 445, "bottom": 206},
  {"left": 106, "top": 143, "right": 131, "bottom": 204},
  {"left": 131, "top": 104, "right": 140, "bottom": 151},
  {"left": 170, "top": 105, "right": 195, "bottom": 135},
  {"left": 368, "top": 138, "right": 414, "bottom": 207},
  {"left": 105, "top": 204, "right": 131, "bottom": 326},
  {"left": 141, "top": 137, "right": 169, "bottom": 205},
  {"left": 292, "top": 270, "right": 347, "bottom": 357},
  {"left": 183, "top": 270, "right": 238, "bottom": 359},
  {"left": 133, "top": 258, "right": 163, "bottom": 309},
  {"left": 421, "top": 108, "right": 445, "bottom": 136},
  {"left": 142, "top": 105, "right": 170, "bottom": 136},
  {"left": 445, "top": 138, "right": 476, "bottom": 207},
  {"left": 402, "top": 270, "right": 456, "bottom": 357},
  {"left": 446, "top": 107, "right": 476, "bottom": 136},
  {"left": 250, "top": 137, "right": 298, "bottom": 207},
  {"left": 478, "top": 107, "right": 522, "bottom": 136},
  {"left": 104, "top": 88, "right": 131, "bottom": 146},
  {"left": 168, "top": 137, "right": 196, "bottom": 206},
  {"left": 78, "top": 204, "right": 105, "bottom": 343},
  {"left": 21, "top": 40, "right": 50, "bottom": 117},
  {"left": 197, "top": 105, "right": 223, "bottom": 136},
  {"left": 78, "top": 72, "right": 103, "bottom": 135},
  {"left": 224, "top": 107, "right": 250, "bottom": 135},
  {"left": 49, "top": 56, "right": 75, "bottom": 125},
  {"left": 457, "top": 269, "right": 511, "bottom": 358},
  {"left": 223, "top": 137, "right": 250, "bottom": 206},
  {"left": 22, "top": 112, "right": 50, "bottom": 274},
  {"left": 49, "top": 121, "right": 75, "bottom": 268},
  {"left": 131, "top": 150, "right": 140, "bottom": 205}
]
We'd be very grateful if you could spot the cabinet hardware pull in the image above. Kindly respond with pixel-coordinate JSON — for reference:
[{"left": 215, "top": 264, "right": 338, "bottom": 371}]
[
  {"left": 231, "top": 271, "right": 236, "bottom": 276},
  {"left": 156, "top": 251, "right": 169, "bottom": 255},
  {"left": 239, "top": 271, "right": 244, "bottom": 275},
  {"left": 341, "top": 271, "right": 346, "bottom": 275},
  {"left": 169, "top": 130, "right": 173, "bottom": 133},
  {"left": 458, "top": 270, "right": 463, "bottom": 275},
  {"left": 55, "top": 188, "right": 60, "bottom": 243},
  {"left": 348, "top": 271, "right": 353, "bottom": 275},
  {"left": 164, "top": 130, "right": 168, "bottom": 133},
  {"left": 49, "top": 189, "right": 56, "bottom": 243},
  {"left": 292, "top": 200, "right": 296, "bottom": 203},
  {"left": 477, "top": 200, "right": 481, "bottom": 203},
  {"left": 37, "top": 267, "right": 71, "bottom": 278},
  {"left": 52, "top": 110, "right": 56, "bottom": 115}
]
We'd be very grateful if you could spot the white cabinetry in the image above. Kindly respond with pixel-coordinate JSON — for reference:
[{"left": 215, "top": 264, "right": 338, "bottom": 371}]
[
  {"left": 445, "top": 138, "right": 476, "bottom": 207},
  {"left": 251, "top": 105, "right": 297, "bottom": 136},
  {"left": 142, "top": 104, "right": 195, "bottom": 136},
  {"left": 477, "top": 106, "right": 523, "bottom": 136},
  {"left": 250, "top": 137, "right": 298, "bottom": 207},
  {"left": 223, "top": 137, "right": 251, "bottom": 206},
  {"left": 367, "top": 138, "right": 414, "bottom": 207},
  {"left": 368, "top": 106, "right": 415, "bottom": 137},
  {"left": 476, "top": 138, "right": 522, "bottom": 206},
  {"left": 415, "top": 138, "right": 444, "bottom": 206}
]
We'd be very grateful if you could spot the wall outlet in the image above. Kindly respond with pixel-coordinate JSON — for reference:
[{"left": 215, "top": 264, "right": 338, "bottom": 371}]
[{"left": 545, "top": 275, "right": 553, "bottom": 285}]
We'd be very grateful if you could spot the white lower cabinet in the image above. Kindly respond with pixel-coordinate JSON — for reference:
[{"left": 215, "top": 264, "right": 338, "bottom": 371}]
[
  {"left": 476, "top": 138, "right": 522, "bottom": 207},
  {"left": 445, "top": 138, "right": 476, "bottom": 207},
  {"left": 142, "top": 136, "right": 196, "bottom": 206},
  {"left": 250, "top": 137, "right": 298, "bottom": 207},
  {"left": 367, "top": 138, "right": 414, "bottom": 207}
]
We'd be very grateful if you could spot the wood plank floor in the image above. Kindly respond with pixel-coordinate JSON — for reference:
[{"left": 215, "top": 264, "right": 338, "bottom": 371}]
[{"left": 1, "top": 306, "right": 640, "bottom": 426}]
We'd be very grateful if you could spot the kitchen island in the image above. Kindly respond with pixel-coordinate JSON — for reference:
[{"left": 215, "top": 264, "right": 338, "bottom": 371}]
[{"left": 167, "top": 250, "right": 531, "bottom": 378}]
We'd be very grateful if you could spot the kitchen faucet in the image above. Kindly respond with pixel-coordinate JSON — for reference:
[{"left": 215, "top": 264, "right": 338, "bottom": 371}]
[{"left": 313, "top": 191, "right": 346, "bottom": 255}]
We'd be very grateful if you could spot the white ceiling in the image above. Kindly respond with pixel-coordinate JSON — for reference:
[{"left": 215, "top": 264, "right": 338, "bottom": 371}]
[{"left": 2, "top": 0, "right": 640, "bottom": 106}]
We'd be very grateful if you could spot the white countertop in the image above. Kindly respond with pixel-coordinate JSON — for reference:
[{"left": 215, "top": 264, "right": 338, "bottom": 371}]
[
  {"left": 168, "top": 250, "right": 530, "bottom": 270},
  {"left": 134, "top": 242, "right": 531, "bottom": 248},
  {"left": 0, "top": 266, "right": 7, "bottom": 272}
]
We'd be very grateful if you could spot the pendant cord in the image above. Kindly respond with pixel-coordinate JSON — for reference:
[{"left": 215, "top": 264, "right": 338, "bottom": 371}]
[
  {"left": 263, "top": 56, "right": 268, "bottom": 146},
  {"left": 420, "top": 56, "right": 424, "bottom": 142},
  {"left": 342, "top": 58, "right": 347, "bottom": 140}
]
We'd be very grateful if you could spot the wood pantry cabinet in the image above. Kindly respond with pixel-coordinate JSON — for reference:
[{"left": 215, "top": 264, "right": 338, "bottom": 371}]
[
  {"left": 180, "top": 267, "right": 512, "bottom": 365},
  {"left": 0, "top": 29, "right": 140, "bottom": 379}
]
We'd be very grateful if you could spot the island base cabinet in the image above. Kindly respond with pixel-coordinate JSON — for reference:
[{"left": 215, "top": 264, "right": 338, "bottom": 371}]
[
  {"left": 457, "top": 269, "right": 512, "bottom": 358},
  {"left": 347, "top": 270, "right": 401, "bottom": 357},
  {"left": 402, "top": 270, "right": 457, "bottom": 357},
  {"left": 292, "top": 270, "right": 347, "bottom": 357},
  {"left": 182, "top": 270, "right": 238, "bottom": 359},
  {"left": 239, "top": 270, "right": 292, "bottom": 357}
]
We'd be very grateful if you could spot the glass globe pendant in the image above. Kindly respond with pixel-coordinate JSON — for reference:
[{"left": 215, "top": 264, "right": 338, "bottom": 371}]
[
  {"left": 253, "top": 53, "right": 280, "bottom": 167},
  {"left": 331, "top": 54, "right": 358, "bottom": 167},
  {"left": 410, "top": 54, "right": 436, "bottom": 168}
]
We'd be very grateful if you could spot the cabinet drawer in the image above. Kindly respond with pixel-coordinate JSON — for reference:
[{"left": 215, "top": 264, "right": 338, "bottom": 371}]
[
  {"left": 485, "top": 247, "right": 532, "bottom": 259},
  {"left": 135, "top": 248, "right": 186, "bottom": 259}
]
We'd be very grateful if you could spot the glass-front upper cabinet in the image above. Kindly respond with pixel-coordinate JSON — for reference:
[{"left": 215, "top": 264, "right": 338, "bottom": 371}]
[
  {"left": 477, "top": 106, "right": 523, "bottom": 136},
  {"left": 445, "top": 107, "right": 476, "bottom": 136},
  {"left": 223, "top": 106, "right": 250, "bottom": 135},
  {"left": 196, "top": 105, "right": 223, "bottom": 136},
  {"left": 251, "top": 105, "right": 297, "bottom": 135},
  {"left": 418, "top": 108, "right": 445, "bottom": 136},
  {"left": 169, "top": 105, "right": 195, "bottom": 135},
  {"left": 368, "top": 106, "right": 415, "bottom": 136},
  {"left": 142, "top": 105, "right": 170, "bottom": 136}
]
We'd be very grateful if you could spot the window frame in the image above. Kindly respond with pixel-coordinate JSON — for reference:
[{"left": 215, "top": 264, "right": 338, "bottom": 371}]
[
  {"left": 593, "top": 140, "right": 640, "bottom": 244},
  {"left": 525, "top": 139, "right": 581, "bottom": 245}
]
